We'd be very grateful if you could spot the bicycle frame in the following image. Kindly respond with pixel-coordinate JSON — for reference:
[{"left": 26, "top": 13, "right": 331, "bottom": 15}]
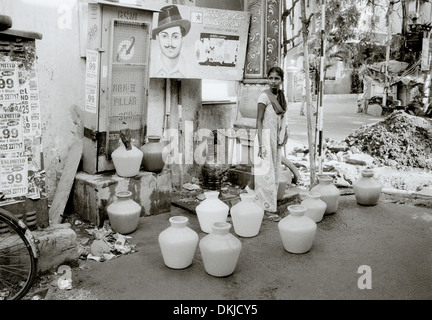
[{"left": 0, "top": 208, "right": 38, "bottom": 259}]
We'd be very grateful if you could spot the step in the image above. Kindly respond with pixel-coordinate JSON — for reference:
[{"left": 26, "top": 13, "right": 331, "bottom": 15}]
[{"left": 72, "top": 169, "right": 172, "bottom": 227}]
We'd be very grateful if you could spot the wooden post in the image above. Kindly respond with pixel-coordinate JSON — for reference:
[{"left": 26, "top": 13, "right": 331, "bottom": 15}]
[
  {"left": 316, "top": 0, "right": 326, "bottom": 175},
  {"left": 163, "top": 78, "right": 171, "bottom": 169},
  {"left": 300, "top": 0, "right": 317, "bottom": 186},
  {"left": 163, "top": 78, "right": 171, "bottom": 138},
  {"left": 49, "top": 141, "right": 83, "bottom": 224},
  {"left": 177, "top": 80, "right": 184, "bottom": 187},
  {"left": 383, "top": 0, "right": 395, "bottom": 109}
]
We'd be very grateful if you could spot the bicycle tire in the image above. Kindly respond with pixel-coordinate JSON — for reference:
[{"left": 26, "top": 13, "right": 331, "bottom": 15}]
[{"left": 0, "top": 208, "right": 37, "bottom": 300}]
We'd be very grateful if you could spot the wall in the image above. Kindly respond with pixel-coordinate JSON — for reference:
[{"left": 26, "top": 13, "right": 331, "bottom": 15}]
[
  {"left": 0, "top": 0, "right": 86, "bottom": 200},
  {"left": 161, "top": 78, "right": 202, "bottom": 186},
  {"left": 0, "top": 0, "right": 203, "bottom": 200},
  {"left": 198, "top": 102, "right": 237, "bottom": 131},
  {"left": 1, "top": 0, "right": 265, "bottom": 200},
  {"left": 196, "top": 0, "right": 243, "bottom": 11},
  {"left": 324, "top": 61, "right": 352, "bottom": 94}
]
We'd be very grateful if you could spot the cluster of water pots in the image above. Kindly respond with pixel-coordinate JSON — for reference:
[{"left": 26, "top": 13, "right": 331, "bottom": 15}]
[
  {"left": 107, "top": 169, "right": 383, "bottom": 277},
  {"left": 157, "top": 187, "right": 325, "bottom": 277},
  {"left": 111, "top": 133, "right": 166, "bottom": 178},
  {"left": 158, "top": 215, "right": 242, "bottom": 277}
]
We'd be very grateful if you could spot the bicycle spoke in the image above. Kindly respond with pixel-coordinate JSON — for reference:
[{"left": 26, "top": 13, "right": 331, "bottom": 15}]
[
  {"left": 0, "top": 238, "right": 27, "bottom": 247},
  {"left": 0, "top": 264, "right": 31, "bottom": 277},
  {"left": 0, "top": 247, "right": 27, "bottom": 260},
  {"left": 0, "top": 249, "right": 31, "bottom": 259},
  {"left": 0, "top": 275, "right": 22, "bottom": 288},
  {"left": 0, "top": 213, "right": 36, "bottom": 300},
  {"left": 0, "top": 272, "right": 26, "bottom": 299}
]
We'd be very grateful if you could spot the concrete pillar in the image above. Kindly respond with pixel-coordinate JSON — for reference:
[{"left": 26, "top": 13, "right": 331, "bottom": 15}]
[{"left": 285, "top": 59, "right": 298, "bottom": 102}]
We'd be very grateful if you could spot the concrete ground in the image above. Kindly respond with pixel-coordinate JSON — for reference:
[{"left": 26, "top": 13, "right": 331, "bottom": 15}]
[
  {"left": 33, "top": 193, "right": 432, "bottom": 301},
  {"left": 284, "top": 94, "right": 383, "bottom": 152},
  {"left": 26, "top": 94, "right": 432, "bottom": 303}
]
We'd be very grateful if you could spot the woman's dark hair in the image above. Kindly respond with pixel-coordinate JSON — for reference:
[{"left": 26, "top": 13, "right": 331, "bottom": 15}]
[
  {"left": 266, "top": 66, "right": 287, "bottom": 112},
  {"left": 267, "top": 66, "right": 284, "bottom": 81}
]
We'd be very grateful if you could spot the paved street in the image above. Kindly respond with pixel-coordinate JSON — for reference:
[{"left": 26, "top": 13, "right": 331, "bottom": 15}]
[
  {"left": 40, "top": 193, "right": 432, "bottom": 302},
  {"left": 285, "top": 94, "right": 382, "bottom": 152},
  {"left": 24, "top": 94, "right": 432, "bottom": 306}
]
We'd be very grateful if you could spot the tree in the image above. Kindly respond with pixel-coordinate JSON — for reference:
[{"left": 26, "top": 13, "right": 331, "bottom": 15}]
[
  {"left": 299, "top": 0, "right": 317, "bottom": 186},
  {"left": 283, "top": 0, "right": 361, "bottom": 183}
]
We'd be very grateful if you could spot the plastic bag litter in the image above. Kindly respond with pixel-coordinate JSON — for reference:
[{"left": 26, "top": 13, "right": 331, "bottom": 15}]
[
  {"left": 183, "top": 183, "right": 201, "bottom": 191},
  {"left": 114, "top": 234, "right": 132, "bottom": 254},
  {"left": 58, "top": 278, "right": 72, "bottom": 290},
  {"left": 83, "top": 226, "right": 136, "bottom": 261}
]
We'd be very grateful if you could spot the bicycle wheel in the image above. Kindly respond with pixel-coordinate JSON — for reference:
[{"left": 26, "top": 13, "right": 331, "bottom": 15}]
[{"left": 0, "top": 209, "right": 37, "bottom": 300}]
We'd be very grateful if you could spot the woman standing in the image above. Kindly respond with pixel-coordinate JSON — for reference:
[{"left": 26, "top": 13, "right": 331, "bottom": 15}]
[{"left": 254, "top": 66, "right": 289, "bottom": 213}]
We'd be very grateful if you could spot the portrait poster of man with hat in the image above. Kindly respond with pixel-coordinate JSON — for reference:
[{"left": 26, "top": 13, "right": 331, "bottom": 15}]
[
  {"left": 149, "top": 4, "right": 251, "bottom": 81},
  {"left": 150, "top": 5, "right": 193, "bottom": 78}
]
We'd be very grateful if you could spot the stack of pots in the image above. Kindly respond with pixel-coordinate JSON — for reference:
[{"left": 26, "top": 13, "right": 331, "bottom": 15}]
[
  {"left": 158, "top": 218, "right": 242, "bottom": 277},
  {"left": 155, "top": 176, "right": 346, "bottom": 277}
]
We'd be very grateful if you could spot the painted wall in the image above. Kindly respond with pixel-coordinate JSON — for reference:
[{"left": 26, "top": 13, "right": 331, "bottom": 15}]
[
  {"left": 0, "top": 0, "right": 262, "bottom": 201},
  {"left": 0, "top": 0, "right": 204, "bottom": 200},
  {"left": 0, "top": 0, "right": 86, "bottom": 200}
]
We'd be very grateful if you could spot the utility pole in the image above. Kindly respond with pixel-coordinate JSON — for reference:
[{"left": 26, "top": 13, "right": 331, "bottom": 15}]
[
  {"left": 300, "top": 0, "right": 317, "bottom": 187},
  {"left": 383, "top": 0, "right": 394, "bottom": 109},
  {"left": 315, "top": 0, "right": 326, "bottom": 175}
]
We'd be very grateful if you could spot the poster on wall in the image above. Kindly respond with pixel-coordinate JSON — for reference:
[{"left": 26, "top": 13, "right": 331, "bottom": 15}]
[
  {"left": 85, "top": 49, "right": 99, "bottom": 114},
  {"left": 19, "top": 82, "right": 32, "bottom": 136},
  {"left": 149, "top": 4, "right": 250, "bottom": 80},
  {"left": 0, "top": 61, "right": 20, "bottom": 103},
  {"left": 0, "top": 44, "right": 44, "bottom": 200},
  {"left": 0, "top": 157, "right": 28, "bottom": 198},
  {"left": 0, "top": 111, "right": 24, "bottom": 153},
  {"left": 29, "top": 67, "right": 42, "bottom": 137}
]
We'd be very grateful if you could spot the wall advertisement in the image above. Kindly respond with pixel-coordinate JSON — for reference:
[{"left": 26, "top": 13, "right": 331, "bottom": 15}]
[
  {"left": 0, "top": 53, "right": 43, "bottom": 199},
  {"left": 149, "top": 4, "right": 250, "bottom": 80},
  {"left": 85, "top": 49, "right": 98, "bottom": 114},
  {"left": 0, "top": 157, "right": 28, "bottom": 198},
  {"left": 0, "top": 61, "right": 20, "bottom": 103}
]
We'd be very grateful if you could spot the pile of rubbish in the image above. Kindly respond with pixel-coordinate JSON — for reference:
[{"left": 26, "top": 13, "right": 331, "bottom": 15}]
[
  {"left": 65, "top": 216, "right": 138, "bottom": 263},
  {"left": 344, "top": 111, "right": 432, "bottom": 170},
  {"left": 84, "top": 225, "right": 137, "bottom": 262},
  {"left": 287, "top": 111, "right": 432, "bottom": 192}
]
